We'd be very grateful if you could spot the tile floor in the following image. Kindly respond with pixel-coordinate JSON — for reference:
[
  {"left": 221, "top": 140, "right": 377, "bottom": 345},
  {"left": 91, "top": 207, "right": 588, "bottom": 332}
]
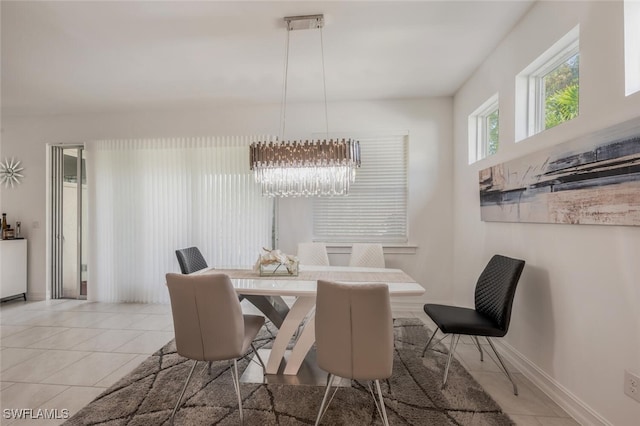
[
  {"left": 0, "top": 299, "right": 579, "bottom": 425},
  {"left": 410, "top": 310, "right": 579, "bottom": 426}
]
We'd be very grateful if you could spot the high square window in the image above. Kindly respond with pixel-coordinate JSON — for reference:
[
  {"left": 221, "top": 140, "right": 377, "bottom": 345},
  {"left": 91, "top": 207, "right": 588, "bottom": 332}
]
[
  {"left": 468, "top": 93, "right": 499, "bottom": 164},
  {"left": 516, "top": 26, "right": 580, "bottom": 140},
  {"left": 625, "top": 0, "right": 640, "bottom": 96}
]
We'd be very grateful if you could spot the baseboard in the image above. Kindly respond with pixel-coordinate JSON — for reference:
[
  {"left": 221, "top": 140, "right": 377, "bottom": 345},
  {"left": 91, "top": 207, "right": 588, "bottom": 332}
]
[
  {"left": 496, "top": 340, "right": 612, "bottom": 426},
  {"left": 26, "top": 291, "right": 47, "bottom": 301}
]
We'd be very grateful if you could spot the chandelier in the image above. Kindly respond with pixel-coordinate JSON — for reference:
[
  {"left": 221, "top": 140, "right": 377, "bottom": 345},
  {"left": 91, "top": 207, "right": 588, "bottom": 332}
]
[{"left": 250, "top": 14, "right": 361, "bottom": 197}]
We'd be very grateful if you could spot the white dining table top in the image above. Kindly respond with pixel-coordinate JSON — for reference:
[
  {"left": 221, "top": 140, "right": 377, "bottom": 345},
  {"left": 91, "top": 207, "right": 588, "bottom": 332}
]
[{"left": 199, "top": 265, "right": 425, "bottom": 297}]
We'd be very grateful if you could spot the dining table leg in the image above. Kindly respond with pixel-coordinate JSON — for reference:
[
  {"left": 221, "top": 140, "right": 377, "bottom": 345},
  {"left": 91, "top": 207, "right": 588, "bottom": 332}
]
[
  {"left": 265, "top": 295, "right": 316, "bottom": 375},
  {"left": 283, "top": 314, "right": 316, "bottom": 375}
]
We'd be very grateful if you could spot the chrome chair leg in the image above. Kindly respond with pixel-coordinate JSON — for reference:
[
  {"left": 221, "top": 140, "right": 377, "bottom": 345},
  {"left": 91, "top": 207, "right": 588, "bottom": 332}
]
[
  {"left": 375, "top": 379, "right": 390, "bottom": 426},
  {"left": 231, "top": 359, "right": 244, "bottom": 424},
  {"left": 421, "top": 328, "right": 438, "bottom": 357},
  {"left": 367, "top": 382, "right": 383, "bottom": 423},
  {"left": 251, "top": 343, "right": 266, "bottom": 373},
  {"left": 473, "top": 336, "right": 484, "bottom": 361},
  {"left": 315, "top": 374, "right": 337, "bottom": 426},
  {"left": 432, "top": 334, "right": 448, "bottom": 348},
  {"left": 171, "top": 360, "right": 197, "bottom": 422},
  {"left": 442, "top": 334, "right": 460, "bottom": 389},
  {"left": 485, "top": 337, "right": 518, "bottom": 396}
]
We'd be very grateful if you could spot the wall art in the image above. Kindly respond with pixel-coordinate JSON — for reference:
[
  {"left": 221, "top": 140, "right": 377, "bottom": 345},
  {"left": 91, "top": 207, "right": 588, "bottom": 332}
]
[
  {"left": 479, "top": 117, "right": 640, "bottom": 225},
  {"left": 0, "top": 157, "right": 24, "bottom": 188}
]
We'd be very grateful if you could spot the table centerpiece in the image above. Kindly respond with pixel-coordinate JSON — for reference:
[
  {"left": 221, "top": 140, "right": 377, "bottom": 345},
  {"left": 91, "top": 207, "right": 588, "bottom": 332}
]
[{"left": 254, "top": 248, "right": 299, "bottom": 277}]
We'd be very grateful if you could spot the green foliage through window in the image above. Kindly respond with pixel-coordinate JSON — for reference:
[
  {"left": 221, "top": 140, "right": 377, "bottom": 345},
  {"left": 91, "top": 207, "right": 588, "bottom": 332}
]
[
  {"left": 469, "top": 94, "right": 499, "bottom": 163},
  {"left": 544, "top": 53, "right": 579, "bottom": 129},
  {"left": 486, "top": 109, "right": 499, "bottom": 156}
]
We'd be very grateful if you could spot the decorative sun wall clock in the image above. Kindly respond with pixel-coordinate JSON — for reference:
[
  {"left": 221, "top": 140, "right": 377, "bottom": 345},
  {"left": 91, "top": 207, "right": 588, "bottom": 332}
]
[{"left": 0, "top": 157, "right": 24, "bottom": 188}]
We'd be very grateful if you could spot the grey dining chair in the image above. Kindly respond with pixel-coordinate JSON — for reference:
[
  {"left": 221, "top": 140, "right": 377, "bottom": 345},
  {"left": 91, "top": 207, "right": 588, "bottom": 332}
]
[
  {"left": 314, "top": 280, "right": 393, "bottom": 426},
  {"left": 175, "top": 246, "right": 209, "bottom": 274},
  {"left": 166, "top": 273, "right": 265, "bottom": 424},
  {"left": 175, "top": 246, "right": 290, "bottom": 329}
]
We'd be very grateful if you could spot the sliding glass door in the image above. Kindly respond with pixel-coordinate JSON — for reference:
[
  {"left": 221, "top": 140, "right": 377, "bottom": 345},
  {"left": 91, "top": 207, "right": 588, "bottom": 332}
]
[{"left": 51, "top": 145, "right": 87, "bottom": 299}]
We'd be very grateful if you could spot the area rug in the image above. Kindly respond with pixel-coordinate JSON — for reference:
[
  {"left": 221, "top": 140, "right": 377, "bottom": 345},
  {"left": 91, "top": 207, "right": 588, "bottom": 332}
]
[{"left": 65, "top": 319, "right": 513, "bottom": 425}]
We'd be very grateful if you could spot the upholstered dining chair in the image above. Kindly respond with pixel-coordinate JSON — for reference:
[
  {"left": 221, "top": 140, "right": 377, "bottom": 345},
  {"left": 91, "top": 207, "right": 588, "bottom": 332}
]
[
  {"left": 349, "top": 243, "right": 385, "bottom": 268},
  {"left": 421, "top": 254, "right": 525, "bottom": 395},
  {"left": 175, "top": 246, "right": 209, "bottom": 274},
  {"left": 314, "top": 280, "right": 393, "bottom": 426},
  {"left": 166, "top": 273, "right": 265, "bottom": 424},
  {"left": 297, "top": 242, "right": 330, "bottom": 266},
  {"left": 175, "top": 246, "right": 290, "bottom": 329}
]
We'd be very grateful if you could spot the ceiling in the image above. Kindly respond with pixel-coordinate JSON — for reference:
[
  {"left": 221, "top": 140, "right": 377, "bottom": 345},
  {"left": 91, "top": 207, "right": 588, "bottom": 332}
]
[{"left": 1, "top": 1, "right": 534, "bottom": 116}]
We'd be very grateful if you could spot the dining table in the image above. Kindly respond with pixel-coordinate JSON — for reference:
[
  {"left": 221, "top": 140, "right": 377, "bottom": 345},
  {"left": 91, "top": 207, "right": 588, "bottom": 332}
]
[{"left": 197, "top": 265, "right": 425, "bottom": 376}]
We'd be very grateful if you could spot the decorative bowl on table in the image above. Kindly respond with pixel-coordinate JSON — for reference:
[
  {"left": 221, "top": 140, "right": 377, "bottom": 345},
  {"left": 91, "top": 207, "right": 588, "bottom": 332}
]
[{"left": 254, "top": 248, "right": 299, "bottom": 277}]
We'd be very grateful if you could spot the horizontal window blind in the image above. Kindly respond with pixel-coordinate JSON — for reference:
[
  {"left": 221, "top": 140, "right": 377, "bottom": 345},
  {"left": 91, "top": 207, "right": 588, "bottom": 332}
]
[{"left": 313, "top": 135, "right": 408, "bottom": 243}]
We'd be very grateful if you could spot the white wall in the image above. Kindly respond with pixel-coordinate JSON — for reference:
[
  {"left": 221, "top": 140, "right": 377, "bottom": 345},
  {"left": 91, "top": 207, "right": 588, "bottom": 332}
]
[
  {"left": 453, "top": 1, "right": 640, "bottom": 425},
  {"left": 0, "top": 98, "right": 453, "bottom": 305}
]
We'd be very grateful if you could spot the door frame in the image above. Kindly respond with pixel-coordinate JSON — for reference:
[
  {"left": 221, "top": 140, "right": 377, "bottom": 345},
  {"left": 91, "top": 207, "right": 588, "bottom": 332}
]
[{"left": 49, "top": 144, "right": 86, "bottom": 300}]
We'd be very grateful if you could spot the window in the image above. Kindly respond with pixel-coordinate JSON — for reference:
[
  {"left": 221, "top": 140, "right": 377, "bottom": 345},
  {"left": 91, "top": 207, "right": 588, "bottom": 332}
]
[
  {"left": 468, "top": 94, "right": 499, "bottom": 164},
  {"left": 625, "top": 0, "right": 640, "bottom": 96},
  {"left": 537, "top": 51, "right": 579, "bottom": 131},
  {"left": 517, "top": 26, "right": 580, "bottom": 140},
  {"left": 313, "top": 134, "right": 408, "bottom": 243}
]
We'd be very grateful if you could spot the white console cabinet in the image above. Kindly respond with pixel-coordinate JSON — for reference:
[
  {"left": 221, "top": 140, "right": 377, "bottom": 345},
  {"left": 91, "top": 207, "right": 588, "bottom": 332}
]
[{"left": 0, "top": 239, "right": 27, "bottom": 301}]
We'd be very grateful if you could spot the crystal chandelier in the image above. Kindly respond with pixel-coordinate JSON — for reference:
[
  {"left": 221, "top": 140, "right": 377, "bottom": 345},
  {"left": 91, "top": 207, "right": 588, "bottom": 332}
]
[
  {"left": 250, "top": 139, "right": 361, "bottom": 197},
  {"left": 250, "top": 14, "right": 361, "bottom": 197}
]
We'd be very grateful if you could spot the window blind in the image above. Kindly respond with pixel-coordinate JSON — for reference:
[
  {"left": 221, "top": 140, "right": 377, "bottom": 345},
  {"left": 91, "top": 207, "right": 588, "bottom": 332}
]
[
  {"left": 313, "top": 135, "right": 408, "bottom": 243},
  {"left": 86, "top": 136, "right": 273, "bottom": 303}
]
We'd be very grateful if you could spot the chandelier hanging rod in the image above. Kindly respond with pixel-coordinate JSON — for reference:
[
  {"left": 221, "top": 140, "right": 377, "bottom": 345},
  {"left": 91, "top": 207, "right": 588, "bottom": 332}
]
[{"left": 280, "top": 14, "right": 329, "bottom": 141}]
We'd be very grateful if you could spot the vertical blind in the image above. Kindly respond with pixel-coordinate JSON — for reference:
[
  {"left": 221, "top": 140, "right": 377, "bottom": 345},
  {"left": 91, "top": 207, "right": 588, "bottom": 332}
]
[
  {"left": 86, "top": 137, "right": 273, "bottom": 303},
  {"left": 313, "top": 135, "right": 408, "bottom": 243},
  {"left": 50, "top": 146, "right": 65, "bottom": 299}
]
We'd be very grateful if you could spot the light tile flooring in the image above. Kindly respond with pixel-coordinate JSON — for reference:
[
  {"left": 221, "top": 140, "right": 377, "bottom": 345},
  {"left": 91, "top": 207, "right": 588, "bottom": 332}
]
[{"left": 0, "top": 299, "right": 579, "bottom": 425}]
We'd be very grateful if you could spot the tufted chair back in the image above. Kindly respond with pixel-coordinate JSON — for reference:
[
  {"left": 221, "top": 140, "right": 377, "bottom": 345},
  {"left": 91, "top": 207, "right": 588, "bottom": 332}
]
[
  {"left": 175, "top": 246, "right": 209, "bottom": 274},
  {"left": 349, "top": 243, "right": 385, "bottom": 268},
  {"left": 297, "top": 242, "right": 330, "bottom": 266},
  {"left": 474, "top": 255, "right": 525, "bottom": 333}
]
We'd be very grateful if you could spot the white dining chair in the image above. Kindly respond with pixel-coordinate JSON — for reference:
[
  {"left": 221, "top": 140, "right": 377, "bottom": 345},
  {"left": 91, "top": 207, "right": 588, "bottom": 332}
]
[
  {"left": 314, "top": 280, "right": 393, "bottom": 425},
  {"left": 297, "top": 242, "right": 330, "bottom": 266},
  {"left": 349, "top": 243, "right": 385, "bottom": 268},
  {"left": 175, "top": 246, "right": 290, "bottom": 329},
  {"left": 166, "top": 272, "right": 265, "bottom": 424}
]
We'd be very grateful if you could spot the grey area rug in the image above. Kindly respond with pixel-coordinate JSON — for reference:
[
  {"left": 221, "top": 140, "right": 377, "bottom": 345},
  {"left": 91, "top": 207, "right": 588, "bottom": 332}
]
[{"left": 65, "top": 318, "right": 513, "bottom": 425}]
